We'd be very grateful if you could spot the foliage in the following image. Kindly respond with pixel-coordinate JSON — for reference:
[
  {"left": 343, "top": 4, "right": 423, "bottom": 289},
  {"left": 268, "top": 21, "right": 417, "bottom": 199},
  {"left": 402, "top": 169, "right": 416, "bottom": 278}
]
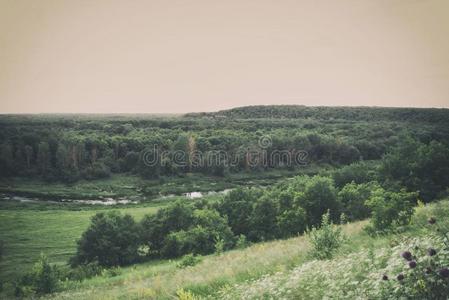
[
  {"left": 294, "top": 175, "right": 340, "bottom": 226},
  {"left": 307, "top": 211, "right": 345, "bottom": 260},
  {"left": 66, "top": 262, "right": 103, "bottom": 281},
  {"left": 177, "top": 254, "right": 202, "bottom": 269},
  {"left": 176, "top": 288, "right": 199, "bottom": 300},
  {"left": 235, "top": 234, "right": 249, "bottom": 249},
  {"left": 380, "top": 138, "right": 449, "bottom": 201},
  {"left": 2, "top": 106, "right": 448, "bottom": 183},
  {"left": 337, "top": 181, "right": 374, "bottom": 221},
  {"left": 71, "top": 211, "right": 141, "bottom": 267},
  {"left": 15, "top": 254, "right": 60, "bottom": 297},
  {"left": 365, "top": 187, "right": 417, "bottom": 234}
]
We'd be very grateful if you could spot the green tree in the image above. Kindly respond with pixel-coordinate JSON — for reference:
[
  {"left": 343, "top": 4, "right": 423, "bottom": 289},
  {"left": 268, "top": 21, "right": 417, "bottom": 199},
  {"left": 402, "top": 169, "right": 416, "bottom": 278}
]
[
  {"left": 295, "top": 176, "right": 340, "bottom": 226},
  {"left": 217, "top": 188, "right": 260, "bottom": 236},
  {"left": 337, "top": 182, "right": 374, "bottom": 221},
  {"left": 365, "top": 187, "right": 417, "bottom": 233},
  {"left": 36, "top": 141, "right": 51, "bottom": 175},
  {"left": 71, "top": 212, "right": 140, "bottom": 267},
  {"left": 249, "top": 195, "right": 279, "bottom": 241}
]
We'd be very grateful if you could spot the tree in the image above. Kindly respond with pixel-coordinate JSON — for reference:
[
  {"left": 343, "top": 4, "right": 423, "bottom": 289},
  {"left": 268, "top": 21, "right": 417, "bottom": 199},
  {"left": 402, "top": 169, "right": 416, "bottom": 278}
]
[
  {"left": 71, "top": 212, "right": 140, "bottom": 267},
  {"left": 217, "top": 188, "right": 260, "bottom": 236},
  {"left": 295, "top": 176, "right": 340, "bottom": 226},
  {"left": 0, "top": 142, "right": 14, "bottom": 177},
  {"left": 276, "top": 207, "right": 307, "bottom": 237},
  {"left": 249, "top": 195, "right": 279, "bottom": 241},
  {"left": 379, "top": 138, "right": 449, "bottom": 201},
  {"left": 338, "top": 182, "right": 373, "bottom": 221},
  {"left": 365, "top": 187, "right": 417, "bottom": 233},
  {"left": 161, "top": 209, "right": 234, "bottom": 257},
  {"left": 16, "top": 254, "right": 59, "bottom": 296},
  {"left": 36, "top": 142, "right": 51, "bottom": 175},
  {"left": 140, "top": 201, "right": 194, "bottom": 253}
]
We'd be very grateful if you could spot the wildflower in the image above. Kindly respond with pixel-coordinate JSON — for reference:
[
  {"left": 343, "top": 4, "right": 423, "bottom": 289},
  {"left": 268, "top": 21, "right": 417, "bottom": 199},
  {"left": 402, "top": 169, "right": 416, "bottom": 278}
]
[
  {"left": 408, "top": 261, "right": 417, "bottom": 269},
  {"left": 382, "top": 274, "right": 389, "bottom": 281},
  {"left": 428, "top": 217, "right": 436, "bottom": 225},
  {"left": 397, "top": 274, "right": 405, "bottom": 281},
  {"left": 401, "top": 251, "right": 412, "bottom": 261},
  {"left": 427, "top": 248, "right": 437, "bottom": 256},
  {"left": 439, "top": 268, "right": 449, "bottom": 278}
]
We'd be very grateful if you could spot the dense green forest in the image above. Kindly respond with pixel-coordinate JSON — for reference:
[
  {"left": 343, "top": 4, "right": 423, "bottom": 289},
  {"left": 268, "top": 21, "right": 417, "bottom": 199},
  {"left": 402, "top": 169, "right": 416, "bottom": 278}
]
[
  {"left": 1, "top": 106, "right": 449, "bottom": 299},
  {"left": 1, "top": 106, "right": 448, "bottom": 183}
]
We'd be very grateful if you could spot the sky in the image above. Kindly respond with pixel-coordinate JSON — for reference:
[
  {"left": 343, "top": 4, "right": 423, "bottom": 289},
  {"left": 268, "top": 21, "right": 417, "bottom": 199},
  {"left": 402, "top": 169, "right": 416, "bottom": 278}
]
[{"left": 0, "top": 0, "right": 448, "bottom": 114}]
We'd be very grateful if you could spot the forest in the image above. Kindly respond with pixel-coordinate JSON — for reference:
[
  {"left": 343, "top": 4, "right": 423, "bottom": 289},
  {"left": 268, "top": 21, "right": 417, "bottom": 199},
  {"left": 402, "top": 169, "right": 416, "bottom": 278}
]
[{"left": 1, "top": 105, "right": 449, "bottom": 299}]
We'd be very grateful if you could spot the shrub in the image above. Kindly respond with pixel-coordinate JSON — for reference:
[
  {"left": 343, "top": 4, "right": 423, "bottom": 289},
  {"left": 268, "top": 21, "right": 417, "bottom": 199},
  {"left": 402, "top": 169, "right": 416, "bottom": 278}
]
[
  {"left": 15, "top": 254, "right": 60, "bottom": 296},
  {"left": 379, "top": 219, "right": 449, "bottom": 299},
  {"left": 160, "top": 208, "right": 235, "bottom": 258},
  {"left": 177, "top": 254, "right": 202, "bottom": 269},
  {"left": 276, "top": 207, "right": 307, "bottom": 238},
  {"left": 214, "top": 235, "right": 225, "bottom": 255},
  {"left": 337, "top": 182, "right": 374, "bottom": 221},
  {"left": 140, "top": 201, "right": 194, "bottom": 253},
  {"left": 66, "top": 262, "right": 103, "bottom": 281},
  {"left": 365, "top": 188, "right": 417, "bottom": 234},
  {"left": 332, "top": 161, "right": 376, "bottom": 188},
  {"left": 176, "top": 288, "right": 199, "bottom": 300},
  {"left": 307, "top": 211, "right": 345, "bottom": 260},
  {"left": 71, "top": 211, "right": 140, "bottom": 267},
  {"left": 295, "top": 176, "right": 340, "bottom": 226},
  {"left": 235, "top": 234, "right": 249, "bottom": 249},
  {"left": 101, "top": 266, "right": 122, "bottom": 277}
]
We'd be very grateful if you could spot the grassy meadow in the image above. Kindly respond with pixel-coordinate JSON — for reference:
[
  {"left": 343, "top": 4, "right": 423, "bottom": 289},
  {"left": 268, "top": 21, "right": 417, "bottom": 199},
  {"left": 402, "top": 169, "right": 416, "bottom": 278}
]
[{"left": 0, "top": 201, "right": 170, "bottom": 282}]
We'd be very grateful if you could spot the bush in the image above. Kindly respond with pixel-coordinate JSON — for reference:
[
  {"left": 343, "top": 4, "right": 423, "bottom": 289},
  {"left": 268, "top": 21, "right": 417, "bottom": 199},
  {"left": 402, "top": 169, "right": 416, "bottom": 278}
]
[
  {"left": 101, "top": 266, "right": 122, "bottom": 277},
  {"left": 177, "top": 254, "right": 202, "bottom": 269},
  {"left": 214, "top": 235, "right": 225, "bottom": 255},
  {"left": 176, "top": 288, "right": 199, "bottom": 300},
  {"left": 159, "top": 208, "right": 235, "bottom": 258},
  {"left": 332, "top": 162, "right": 376, "bottom": 188},
  {"left": 276, "top": 207, "right": 307, "bottom": 238},
  {"left": 66, "top": 262, "right": 103, "bottom": 281},
  {"left": 15, "top": 254, "right": 60, "bottom": 296},
  {"left": 337, "top": 182, "right": 374, "bottom": 221},
  {"left": 295, "top": 176, "right": 340, "bottom": 226},
  {"left": 140, "top": 201, "right": 194, "bottom": 253},
  {"left": 71, "top": 212, "right": 141, "bottom": 267},
  {"left": 307, "top": 211, "right": 345, "bottom": 260},
  {"left": 379, "top": 219, "right": 449, "bottom": 299},
  {"left": 365, "top": 188, "right": 417, "bottom": 234},
  {"left": 235, "top": 234, "right": 249, "bottom": 249}
]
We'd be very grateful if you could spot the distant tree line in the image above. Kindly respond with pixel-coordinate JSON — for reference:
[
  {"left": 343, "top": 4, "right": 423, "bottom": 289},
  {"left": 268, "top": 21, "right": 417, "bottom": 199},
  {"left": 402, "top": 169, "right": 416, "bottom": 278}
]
[{"left": 1, "top": 106, "right": 448, "bottom": 182}]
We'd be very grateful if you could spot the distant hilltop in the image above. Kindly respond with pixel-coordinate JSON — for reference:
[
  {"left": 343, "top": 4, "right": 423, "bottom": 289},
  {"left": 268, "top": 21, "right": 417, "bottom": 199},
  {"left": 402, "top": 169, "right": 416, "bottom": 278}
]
[{"left": 185, "top": 105, "right": 449, "bottom": 123}]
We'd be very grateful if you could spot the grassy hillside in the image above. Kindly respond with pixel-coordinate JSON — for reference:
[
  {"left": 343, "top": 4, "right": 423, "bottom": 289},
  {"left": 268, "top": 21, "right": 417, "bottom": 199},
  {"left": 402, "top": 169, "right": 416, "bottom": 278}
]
[{"left": 16, "top": 200, "right": 444, "bottom": 299}]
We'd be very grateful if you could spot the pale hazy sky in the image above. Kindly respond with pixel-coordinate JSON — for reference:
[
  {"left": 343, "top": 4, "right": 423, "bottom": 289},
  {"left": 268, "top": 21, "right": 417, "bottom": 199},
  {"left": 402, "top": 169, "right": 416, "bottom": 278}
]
[{"left": 1, "top": 0, "right": 448, "bottom": 113}]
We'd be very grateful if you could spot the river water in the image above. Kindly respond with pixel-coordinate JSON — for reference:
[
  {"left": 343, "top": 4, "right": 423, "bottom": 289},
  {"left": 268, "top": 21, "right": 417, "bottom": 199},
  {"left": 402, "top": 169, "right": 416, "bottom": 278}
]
[{"left": 0, "top": 189, "right": 232, "bottom": 205}]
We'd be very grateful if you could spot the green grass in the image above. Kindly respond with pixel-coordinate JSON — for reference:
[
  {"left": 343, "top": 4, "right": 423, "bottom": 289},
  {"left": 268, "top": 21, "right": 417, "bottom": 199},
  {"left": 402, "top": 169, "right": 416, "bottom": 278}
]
[
  {"left": 38, "top": 200, "right": 446, "bottom": 300},
  {"left": 42, "top": 220, "right": 375, "bottom": 300},
  {"left": 0, "top": 202, "right": 167, "bottom": 282},
  {"left": 0, "top": 175, "right": 146, "bottom": 200},
  {"left": 0, "top": 166, "right": 326, "bottom": 201}
]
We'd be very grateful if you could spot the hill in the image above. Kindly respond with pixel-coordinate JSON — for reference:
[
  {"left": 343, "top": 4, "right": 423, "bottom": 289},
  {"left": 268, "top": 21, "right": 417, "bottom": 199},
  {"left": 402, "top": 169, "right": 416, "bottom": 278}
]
[
  {"left": 34, "top": 200, "right": 447, "bottom": 299},
  {"left": 185, "top": 105, "right": 449, "bottom": 123}
]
